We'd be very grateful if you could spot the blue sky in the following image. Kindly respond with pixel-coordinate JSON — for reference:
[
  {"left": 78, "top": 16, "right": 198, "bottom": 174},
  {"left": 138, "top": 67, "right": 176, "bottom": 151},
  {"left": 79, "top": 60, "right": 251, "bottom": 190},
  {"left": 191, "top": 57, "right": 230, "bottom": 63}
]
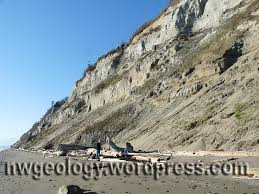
[{"left": 0, "top": 0, "right": 169, "bottom": 146}]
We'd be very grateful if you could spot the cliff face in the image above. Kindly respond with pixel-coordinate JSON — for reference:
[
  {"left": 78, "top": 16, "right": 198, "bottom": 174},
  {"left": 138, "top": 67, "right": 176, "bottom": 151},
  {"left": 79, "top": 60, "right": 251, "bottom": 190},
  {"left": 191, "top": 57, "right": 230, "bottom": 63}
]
[{"left": 14, "top": 0, "right": 259, "bottom": 151}]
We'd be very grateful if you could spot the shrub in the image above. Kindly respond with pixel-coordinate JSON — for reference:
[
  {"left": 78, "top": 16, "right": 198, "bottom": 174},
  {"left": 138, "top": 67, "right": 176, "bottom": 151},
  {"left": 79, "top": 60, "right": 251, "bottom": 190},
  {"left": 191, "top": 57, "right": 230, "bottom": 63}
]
[
  {"left": 85, "top": 64, "right": 96, "bottom": 73},
  {"left": 129, "top": 21, "right": 153, "bottom": 43},
  {"left": 76, "top": 64, "right": 96, "bottom": 85},
  {"left": 234, "top": 103, "right": 247, "bottom": 119},
  {"left": 97, "top": 42, "right": 128, "bottom": 63}
]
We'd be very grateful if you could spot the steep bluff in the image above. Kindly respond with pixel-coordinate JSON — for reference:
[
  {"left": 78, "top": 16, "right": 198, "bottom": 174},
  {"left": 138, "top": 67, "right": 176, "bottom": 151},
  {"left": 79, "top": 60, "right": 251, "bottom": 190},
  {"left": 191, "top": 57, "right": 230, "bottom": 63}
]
[{"left": 14, "top": 0, "right": 259, "bottom": 152}]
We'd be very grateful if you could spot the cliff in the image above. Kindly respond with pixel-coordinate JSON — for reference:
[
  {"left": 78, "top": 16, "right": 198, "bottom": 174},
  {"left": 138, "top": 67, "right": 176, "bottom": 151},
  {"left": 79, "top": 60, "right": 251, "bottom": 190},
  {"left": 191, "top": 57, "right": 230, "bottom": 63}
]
[{"left": 14, "top": 0, "right": 259, "bottom": 152}]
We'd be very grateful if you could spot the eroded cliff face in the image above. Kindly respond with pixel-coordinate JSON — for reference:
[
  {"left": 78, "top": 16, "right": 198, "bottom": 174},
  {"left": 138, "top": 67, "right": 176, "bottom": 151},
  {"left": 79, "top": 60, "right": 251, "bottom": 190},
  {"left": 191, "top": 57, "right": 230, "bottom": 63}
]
[{"left": 14, "top": 0, "right": 259, "bottom": 152}]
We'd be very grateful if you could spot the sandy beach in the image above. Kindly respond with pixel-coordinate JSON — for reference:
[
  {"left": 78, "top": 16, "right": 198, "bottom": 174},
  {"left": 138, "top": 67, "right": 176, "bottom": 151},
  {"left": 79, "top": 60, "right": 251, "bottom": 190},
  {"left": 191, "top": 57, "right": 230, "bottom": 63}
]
[{"left": 1, "top": 149, "right": 259, "bottom": 194}]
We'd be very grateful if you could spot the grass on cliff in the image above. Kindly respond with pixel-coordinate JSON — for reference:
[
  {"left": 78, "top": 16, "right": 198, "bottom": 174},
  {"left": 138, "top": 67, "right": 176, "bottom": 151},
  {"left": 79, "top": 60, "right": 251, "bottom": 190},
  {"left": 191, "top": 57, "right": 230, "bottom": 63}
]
[
  {"left": 92, "top": 73, "right": 124, "bottom": 94},
  {"left": 234, "top": 102, "right": 248, "bottom": 120}
]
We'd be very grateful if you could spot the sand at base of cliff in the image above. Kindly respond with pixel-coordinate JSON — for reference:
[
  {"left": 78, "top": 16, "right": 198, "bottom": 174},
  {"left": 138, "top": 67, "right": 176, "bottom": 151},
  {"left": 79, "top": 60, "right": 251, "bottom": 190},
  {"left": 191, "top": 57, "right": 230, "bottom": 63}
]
[{"left": 1, "top": 150, "right": 259, "bottom": 194}]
